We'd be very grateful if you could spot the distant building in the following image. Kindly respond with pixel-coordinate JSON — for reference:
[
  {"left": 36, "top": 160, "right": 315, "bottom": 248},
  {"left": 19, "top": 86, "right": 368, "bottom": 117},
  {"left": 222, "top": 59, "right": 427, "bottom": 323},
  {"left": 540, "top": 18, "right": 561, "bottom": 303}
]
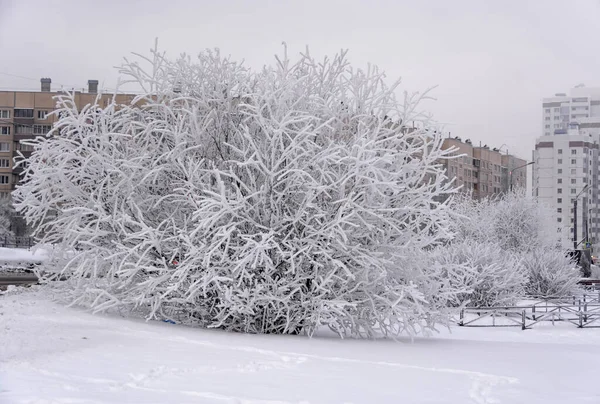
[
  {"left": 0, "top": 79, "right": 138, "bottom": 198},
  {"left": 533, "top": 86, "right": 600, "bottom": 251},
  {"left": 440, "top": 136, "right": 527, "bottom": 200}
]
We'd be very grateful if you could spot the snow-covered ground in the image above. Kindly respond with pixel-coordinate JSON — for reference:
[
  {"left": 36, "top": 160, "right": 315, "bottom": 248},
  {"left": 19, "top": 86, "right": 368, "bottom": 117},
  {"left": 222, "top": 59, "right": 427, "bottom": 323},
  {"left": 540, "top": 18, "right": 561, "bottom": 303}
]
[
  {"left": 0, "top": 246, "right": 48, "bottom": 264},
  {"left": 1, "top": 288, "right": 600, "bottom": 404}
]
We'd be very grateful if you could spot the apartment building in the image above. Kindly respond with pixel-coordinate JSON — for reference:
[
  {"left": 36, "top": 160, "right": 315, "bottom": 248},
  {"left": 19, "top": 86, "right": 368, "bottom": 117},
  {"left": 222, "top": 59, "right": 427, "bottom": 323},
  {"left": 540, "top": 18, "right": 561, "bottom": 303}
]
[
  {"left": 441, "top": 137, "right": 527, "bottom": 199},
  {"left": 0, "top": 79, "right": 137, "bottom": 198},
  {"left": 533, "top": 86, "right": 600, "bottom": 251}
]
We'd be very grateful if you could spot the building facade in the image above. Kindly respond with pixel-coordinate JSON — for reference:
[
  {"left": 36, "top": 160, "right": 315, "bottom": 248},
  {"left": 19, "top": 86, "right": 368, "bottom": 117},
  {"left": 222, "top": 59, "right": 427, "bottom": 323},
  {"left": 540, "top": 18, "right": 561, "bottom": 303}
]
[
  {"left": 533, "top": 86, "right": 600, "bottom": 252},
  {"left": 441, "top": 137, "right": 527, "bottom": 200},
  {"left": 0, "top": 79, "right": 137, "bottom": 198}
]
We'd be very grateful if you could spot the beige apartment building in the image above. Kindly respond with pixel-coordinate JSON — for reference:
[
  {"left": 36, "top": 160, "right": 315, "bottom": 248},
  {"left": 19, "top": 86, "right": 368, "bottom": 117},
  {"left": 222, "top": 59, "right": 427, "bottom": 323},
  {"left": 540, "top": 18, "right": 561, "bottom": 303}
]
[
  {"left": 0, "top": 79, "right": 137, "bottom": 198},
  {"left": 441, "top": 136, "right": 527, "bottom": 199}
]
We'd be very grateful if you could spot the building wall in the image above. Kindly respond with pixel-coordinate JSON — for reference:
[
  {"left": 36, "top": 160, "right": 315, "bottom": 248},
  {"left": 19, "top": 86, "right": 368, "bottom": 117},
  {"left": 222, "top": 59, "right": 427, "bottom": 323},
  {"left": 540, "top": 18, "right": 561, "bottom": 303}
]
[
  {"left": 534, "top": 86, "right": 600, "bottom": 252},
  {"left": 441, "top": 137, "right": 527, "bottom": 200},
  {"left": 533, "top": 128, "right": 599, "bottom": 251}
]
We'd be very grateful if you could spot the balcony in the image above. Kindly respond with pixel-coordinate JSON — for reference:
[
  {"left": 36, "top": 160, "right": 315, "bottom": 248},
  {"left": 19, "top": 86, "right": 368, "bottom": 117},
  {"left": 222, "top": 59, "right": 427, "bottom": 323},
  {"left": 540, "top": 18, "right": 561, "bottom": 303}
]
[{"left": 13, "top": 109, "right": 34, "bottom": 125}]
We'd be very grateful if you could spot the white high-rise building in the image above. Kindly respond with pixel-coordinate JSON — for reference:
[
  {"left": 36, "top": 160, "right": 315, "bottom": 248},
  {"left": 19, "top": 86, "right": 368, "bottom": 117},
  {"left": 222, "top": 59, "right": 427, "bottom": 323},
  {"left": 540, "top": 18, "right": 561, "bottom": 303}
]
[{"left": 533, "top": 86, "right": 600, "bottom": 252}]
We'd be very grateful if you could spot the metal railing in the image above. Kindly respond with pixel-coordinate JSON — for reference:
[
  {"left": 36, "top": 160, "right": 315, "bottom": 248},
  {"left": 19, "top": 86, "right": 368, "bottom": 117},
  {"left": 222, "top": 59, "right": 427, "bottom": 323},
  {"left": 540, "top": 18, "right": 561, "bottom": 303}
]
[
  {"left": 0, "top": 236, "right": 34, "bottom": 249},
  {"left": 459, "top": 293, "right": 600, "bottom": 330}
]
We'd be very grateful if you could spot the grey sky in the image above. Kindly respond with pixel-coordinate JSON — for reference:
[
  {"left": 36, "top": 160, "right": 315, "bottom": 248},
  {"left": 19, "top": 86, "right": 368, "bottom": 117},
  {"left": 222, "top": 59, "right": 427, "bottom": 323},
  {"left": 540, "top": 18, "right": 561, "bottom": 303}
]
[{"left": 1, "top": 0, "right": 599, "bottom": 161}]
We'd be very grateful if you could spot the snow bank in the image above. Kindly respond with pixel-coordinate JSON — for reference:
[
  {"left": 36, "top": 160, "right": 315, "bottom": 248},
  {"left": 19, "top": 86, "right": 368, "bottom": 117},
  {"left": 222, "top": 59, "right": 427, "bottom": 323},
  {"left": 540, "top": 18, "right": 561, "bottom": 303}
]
[{"left": 0, "top": 246, "right": 48, "bottom": 263}]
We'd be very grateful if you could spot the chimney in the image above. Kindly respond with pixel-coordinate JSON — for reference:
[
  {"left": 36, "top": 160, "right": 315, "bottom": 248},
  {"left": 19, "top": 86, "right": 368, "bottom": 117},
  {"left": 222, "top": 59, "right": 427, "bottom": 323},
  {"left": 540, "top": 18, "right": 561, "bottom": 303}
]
[
  {"left": 40, "top": 78, "right": 51, "bottom": 92},
  {"left": 88, "top": 80, "right": 99, "bottom": 94}
]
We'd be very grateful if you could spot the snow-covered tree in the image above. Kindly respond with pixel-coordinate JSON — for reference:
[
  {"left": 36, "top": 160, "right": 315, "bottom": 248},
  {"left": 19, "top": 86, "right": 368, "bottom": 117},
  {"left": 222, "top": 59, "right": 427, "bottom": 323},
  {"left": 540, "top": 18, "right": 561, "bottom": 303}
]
[
  {"left": 451, "top": 189, "right": 555, "bottom": 253},
  {"left": 431, "top": 241, "right": 526, "bottom": 307},
  {"left": 523, "top": 250, "right": 579, "bottom": 298},
  {"left": 449, "top": 190, "right": 580, "bottom": 301},
  {"left": 14, "top": 45, "right": 461, "bottom": 338}
]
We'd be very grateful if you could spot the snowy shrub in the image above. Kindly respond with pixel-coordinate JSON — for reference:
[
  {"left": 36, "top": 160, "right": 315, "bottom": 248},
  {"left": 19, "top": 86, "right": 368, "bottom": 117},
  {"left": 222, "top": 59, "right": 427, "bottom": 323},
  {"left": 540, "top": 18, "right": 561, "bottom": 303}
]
[
  {"left": 523, "top": 250, "right": 579, "bottom": 298},
  {"left": 452, "top": 189, "right": 555, "bottom": 253},
  {"left": 14, "top": 45, "right": 460, "bottom": 338},
  {"left": 431, "top": 241, "right": 526, "bottom": 307},
  {"left": 449, "top": 191, "right": 580, "bottom": 303}
]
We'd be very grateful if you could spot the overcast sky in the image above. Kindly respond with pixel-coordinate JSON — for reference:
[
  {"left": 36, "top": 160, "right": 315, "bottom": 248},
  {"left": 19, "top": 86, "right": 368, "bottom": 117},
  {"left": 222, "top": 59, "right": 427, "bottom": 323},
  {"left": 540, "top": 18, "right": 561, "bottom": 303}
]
[{"left": 1, "top": 0, "right": 600, "bottom": 161}]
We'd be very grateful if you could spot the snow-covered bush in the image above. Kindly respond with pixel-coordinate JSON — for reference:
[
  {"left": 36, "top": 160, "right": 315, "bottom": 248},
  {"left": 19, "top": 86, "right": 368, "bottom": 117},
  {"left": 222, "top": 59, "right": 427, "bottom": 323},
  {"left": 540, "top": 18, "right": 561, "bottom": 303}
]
[
  {"left": 431, "top": 241, "right": 526, "bottom": 307},
  {"left": 452, "top": 189, "right": 555, "bottom": 253},
  {"left": 523, "top": 250, "right": 579, "bottom": 298},
  {"left": 449, "top": 190, "right": 580, "bottom": 301},
  {"left": 14, "top": 45, "right": 461, "bottom": 338}
]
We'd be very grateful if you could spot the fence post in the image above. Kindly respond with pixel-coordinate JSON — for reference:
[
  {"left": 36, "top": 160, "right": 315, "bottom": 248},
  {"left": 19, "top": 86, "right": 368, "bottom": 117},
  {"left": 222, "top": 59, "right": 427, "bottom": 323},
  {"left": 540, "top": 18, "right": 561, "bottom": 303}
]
[
  {"left": 522, "top": 310, "right": 526, "bottom": 330},
  {"left": 532, "top": 305, "right": 536, "bottom": 321},
  {"left": 459, "top": 309, "right": 464, "bottom": 326},
  {"left": 584, "top": 303, "right": 588, "bottom": 323},
  {"left": 579, "top": 311, "right": 584, "bottom": 328}
]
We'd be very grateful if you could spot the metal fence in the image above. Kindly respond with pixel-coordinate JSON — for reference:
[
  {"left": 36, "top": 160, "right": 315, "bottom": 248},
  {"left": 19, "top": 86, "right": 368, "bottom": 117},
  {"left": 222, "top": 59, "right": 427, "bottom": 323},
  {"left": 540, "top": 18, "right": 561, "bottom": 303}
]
[
  {"left": 459, "top": 293, "right": 600, "bottom": 330},
  {"left": 0, "top": 236, "right": 34, "bottom": 249}
]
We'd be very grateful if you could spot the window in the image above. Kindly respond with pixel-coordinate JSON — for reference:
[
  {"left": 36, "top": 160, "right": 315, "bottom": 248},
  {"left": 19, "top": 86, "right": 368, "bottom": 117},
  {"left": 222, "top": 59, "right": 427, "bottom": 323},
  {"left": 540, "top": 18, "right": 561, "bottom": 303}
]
[
  {"left": 0, "top": 127, "right": 9, "bottom": 135},
  {"left": 554, "top": 108, "right": 560, "bottom": 113},
  {"left": 557, "top": 218, "right": 562, "bottom": 223},
  {"left": 554, "top": 116, "right": 560, "bottom": 120},
  {"left": 15, "top": 125, "right": 33, "bottom": 134},
  {"left": 13, "top": 109, "right": 33, "bottom": 118},
  {"left": 545, "top": 108, "right": 550, "bottom": 113},
  {"left": 0, "top": 159, "right": 9, "bottom": 168},
  {"left": 0, "top": 110, "right": 9, "bottom": 119},
  {"left": 558, "top": 159, "right": 563, "bottom": 164},
  {"left": 571, "top": 149, "right": 577, "bottom": 155},
  {"left": 545, "top": 124, "right": 550, "bottom": 129},
  {"left": 37, "top": 110, "right": 48, "bottom": 120},
  {"left": 558, "top": 178, "right": 562, "bottom": 184},
  {"left": 557, "top": 198, "right": 562, "bottom": 204},
  {"left": 16, "top": 142, "right": 33, "bottom": 152},
  {"left": 0, "top": 143, "right": 9, "bottom": 152},
  {"left": 558, "top": 188, "right": 562, "bottom": 194},
  {"left": 0, "top": 175, "right": 9, "bottom": 184},
  {"left": 558, "top": 149, "right": 563, "bottom": 154},
  {"left": 571, "top": 178, "right": 576, "bottom": 184},
  {"left": 558, "top": 169, "right": 562, "bottom": 174},
  {"left": 545, "top": 132, "right": 550, "bottom": 136},
  {"left": 557, "top": 208, "right": 562, "bottom": 213},
  {"left": 571, "top": 189, "right": 577, "bottom": 194},
  {"left": 557, "top": 228, "right": 562, "bottom": 233},
  {"left": 33, "top": 125, "right": 51, "bottom": 134},
  {"left": 571, "top": 169, "right": 576, "bottom": 174},
  {"left": 545, "top": 117, "right": 551, "bottom": 121}
]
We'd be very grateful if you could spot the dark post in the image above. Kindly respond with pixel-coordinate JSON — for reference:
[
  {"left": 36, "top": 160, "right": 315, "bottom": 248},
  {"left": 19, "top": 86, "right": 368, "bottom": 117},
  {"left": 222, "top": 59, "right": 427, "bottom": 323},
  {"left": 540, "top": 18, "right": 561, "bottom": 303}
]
[{"left": 574, "top": 199, "right": 578, "bottom": 250}]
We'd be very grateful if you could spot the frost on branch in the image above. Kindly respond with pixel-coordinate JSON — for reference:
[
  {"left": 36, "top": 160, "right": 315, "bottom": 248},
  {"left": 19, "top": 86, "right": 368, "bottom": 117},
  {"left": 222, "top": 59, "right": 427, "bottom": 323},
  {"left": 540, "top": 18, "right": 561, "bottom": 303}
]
[{"left": 14, "top": 46, "right": 460, "bottom": 338}]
